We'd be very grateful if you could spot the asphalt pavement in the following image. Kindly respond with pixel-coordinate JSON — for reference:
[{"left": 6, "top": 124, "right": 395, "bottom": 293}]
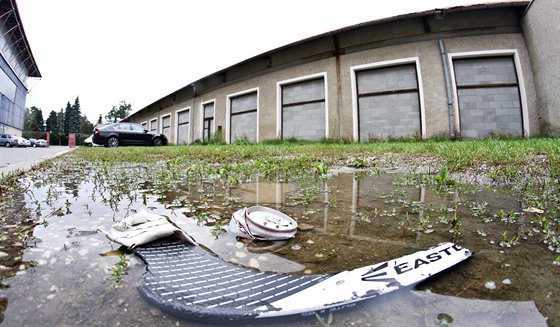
[{"left": 0, "top": 146, "right": 75, "bottom": 175}]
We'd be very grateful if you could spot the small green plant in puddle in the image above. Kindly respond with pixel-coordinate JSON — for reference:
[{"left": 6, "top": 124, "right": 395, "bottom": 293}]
[
  {"left": 434, "top": 166, "right": 456, "bottom": 187},
  {"left": 302, "top": 183, "right": 320, "bottom": 204},
  {"left": 449, "top": 210, "right": 462, "bottom": 235},
  {"left": 109, "top": 254, "right": 129, "bottom": 288},
  {"left": 352, "top": 158, "right": 366, "bottom": 168},
  {"left": 194, "top": 211, "right": 210, "bottom": 225},
  {"left": 496, "top": 210, "right": 518, "bottom": 224},
  {"left": 418, "top": 214, "right": 433, "bottom": 233},
  {"left": 314, "top": 162, "right": 329, "bottom": 176},
  {"left": 470, "top": 200, "right": 488, "bottom": 216},
  {"left": 315, "top": 312, "right": 335, "bottom": 327},
  {"left": 500, "top": 231, "right": 519, "bottom": 248},
  {"left": 211, "top": 223, "right": 222, "bottom": 239}
]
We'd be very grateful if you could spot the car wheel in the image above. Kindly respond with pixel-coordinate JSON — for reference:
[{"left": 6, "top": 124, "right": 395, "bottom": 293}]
[
  {"left": 152, "top": 137, "right": 163, "bottom": 146},
  {"left": 5, "top": 142, "right": 11, "bottom": 148},
  {"left": 107, "top": 137, "right": 119, "bottom": 148}
]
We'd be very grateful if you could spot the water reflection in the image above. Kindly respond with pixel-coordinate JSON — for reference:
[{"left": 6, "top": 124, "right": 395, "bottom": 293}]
[{"left": 0, "top": 161, "right": 554, "bottom": 326}]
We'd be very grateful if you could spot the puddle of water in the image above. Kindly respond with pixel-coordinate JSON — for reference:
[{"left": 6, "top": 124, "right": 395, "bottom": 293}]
[{"left": 0, "top": 158, "right": 556, "bottom": 326}]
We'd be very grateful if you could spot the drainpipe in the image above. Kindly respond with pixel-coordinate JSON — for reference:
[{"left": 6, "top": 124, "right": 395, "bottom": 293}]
[
  {"left": 438, "top": 39, "right": 456, "bottom": 138},
  {"left": 190, "top": 83, "right": 196, "bottom": 144}
]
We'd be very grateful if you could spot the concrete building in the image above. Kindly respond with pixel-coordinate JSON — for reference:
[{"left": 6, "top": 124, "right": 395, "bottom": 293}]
[
  {"left": 125, "top": 0, "right": 559, "bottom": 144},
  {"left": 0, "top": 0, "right": 41, "bottom": 135},
  {"left": 521, "top": 0, "right": 560, "bottom": 135}
]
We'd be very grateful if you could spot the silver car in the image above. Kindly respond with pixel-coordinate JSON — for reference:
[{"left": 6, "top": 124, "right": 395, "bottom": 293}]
[{"left": 0, "top": 134, "right": 19, "bottom": 147}]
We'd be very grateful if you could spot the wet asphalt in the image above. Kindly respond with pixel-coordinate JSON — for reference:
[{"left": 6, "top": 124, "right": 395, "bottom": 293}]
[{"left": 0, "top": 145, "right": 75, "bottom": 175}]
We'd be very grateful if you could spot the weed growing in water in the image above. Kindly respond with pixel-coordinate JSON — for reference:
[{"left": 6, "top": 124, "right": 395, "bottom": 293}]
[
  {"left": 194, "top": 211, "right": 210, "bottom": 225},
  {"left": 500, "top": 231, "right": 519, "bottom": 248},
  {"left": 470, "top": 200, "right": 488, "bottom": 216},
  {"left": 449, "top": 210, "right": 462, "bottom": 235},
  {"left": 496, "top": 210, "right": 519, "bottom": 224},
  {"left": 211, "top": 223, "right": 222, "bottom": 239},
  {"left": 352, "top": 158, "right": 366, "bottom": 168},
  {"left": 434, "top": 166, "right": 456, "bottom": 188},
  {"left": 314, "top": 162, "right": 329, "bottom": 176},
  {"left": 109, "top": 254, "right": 129, "bottom": 288},
  {"left": 315, "top": 312, "right": 335, "bottom": 327}
]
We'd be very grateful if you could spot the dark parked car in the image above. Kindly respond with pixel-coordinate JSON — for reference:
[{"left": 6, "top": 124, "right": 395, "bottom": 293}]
[{"left": 92, "top": 122, "right": 168, "bottom": 148}]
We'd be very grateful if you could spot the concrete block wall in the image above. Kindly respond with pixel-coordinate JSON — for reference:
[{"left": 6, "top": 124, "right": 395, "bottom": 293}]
[
  {"left": 357, "top": 64, "right": 418, "bottom": 93},
  {"left": 230, "top": 92, "right": 258, "bottom": 142},
  {"left": 359, "top": 92, "right": 420, "bottom": 140},
  {"left": 458, "top": 87, "right": 522, "bottom": 138},
  {"left": 177, "top": 123, "right": 189, "bottom": 144},
  {"left": 176, "top": 110, "right": 189, "bottom": 145},
  {"left": 522, "top": 0, "right": 560, "bottom": 135},
  {"left": 454, "top": 57, "right": 522, "bottom": 138},
  {"left": 357, "top": 64, "right": 420, "bottom": 140},
  {"left": 282, "top": 103, "right": 326, "bottom": 140},
  {"left": 161, "top": 116, "right": 171, "bottom": 139},
  {"left": 231, "top": 93, "right": 257, "bottom": 114},
  {"left": 281, "top": 78, "right": 326, "bottom": 140},
  {"left": 231, "top": 112, "right": 257, "bottom": 142},
  {"left": 282, "top": 78, "right": 325, "bottom": 104},
  {"left": 454, "top": 57, "right": 517, "bottom": 85}
]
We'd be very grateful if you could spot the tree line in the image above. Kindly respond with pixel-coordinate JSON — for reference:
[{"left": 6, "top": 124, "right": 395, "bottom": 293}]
[{"left": 24, "top": 98, "right": 132, "bottom": 145}]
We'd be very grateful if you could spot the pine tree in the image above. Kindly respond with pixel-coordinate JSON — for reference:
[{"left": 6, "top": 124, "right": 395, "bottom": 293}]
[
  {"left": 45, "top": 110, "right": 58, "bottom": 132},
  {"left": 70, "top": 97, "right": 81, "bottom": 133},
  {"left": 63, "top": 102, "right": 72, "bottom": 134},
  {"left": 31, "top": 107, "right": 44, "bottom": 131}
]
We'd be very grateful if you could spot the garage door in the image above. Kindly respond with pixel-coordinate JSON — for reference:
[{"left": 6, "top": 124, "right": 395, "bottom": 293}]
[
  {"left": 356, "top": 64, "right": 421, "bottom": 141},
  {"left": 454, "top": 56, "right": 522, "bottom": 138},
  {"left": 177, "top": 110, "right": 189, "bottom": 145},
  {"left": 281, "top": 78, "right": 325, "bottom": 140},
  {"left": 230, "top": 92, "right": 257, "bottom": 143}
]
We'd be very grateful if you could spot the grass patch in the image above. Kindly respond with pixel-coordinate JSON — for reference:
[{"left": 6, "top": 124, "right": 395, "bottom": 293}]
[{"left": 68, "top": 137, "right": 559, "bottom": 171}]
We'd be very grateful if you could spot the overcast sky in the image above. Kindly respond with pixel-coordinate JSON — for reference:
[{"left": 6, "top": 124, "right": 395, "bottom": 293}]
[{"left": 17, "top": 0, "right": 513, "bottom": 122}]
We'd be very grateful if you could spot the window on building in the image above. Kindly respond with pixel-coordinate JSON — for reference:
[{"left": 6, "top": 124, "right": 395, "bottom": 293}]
[{"left": 202, "top": 102, "right": 214, "bottom": 142}]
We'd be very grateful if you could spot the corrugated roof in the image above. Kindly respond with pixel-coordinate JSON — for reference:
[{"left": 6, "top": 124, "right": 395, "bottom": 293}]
[{"left": 0, "top": 0, "right": 42, "bottom": 78}]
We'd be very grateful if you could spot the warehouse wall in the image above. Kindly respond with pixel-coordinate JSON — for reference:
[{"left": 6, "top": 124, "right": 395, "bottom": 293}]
[{"left": 127, "top": 4, "right": 550, "bottom": 144}]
